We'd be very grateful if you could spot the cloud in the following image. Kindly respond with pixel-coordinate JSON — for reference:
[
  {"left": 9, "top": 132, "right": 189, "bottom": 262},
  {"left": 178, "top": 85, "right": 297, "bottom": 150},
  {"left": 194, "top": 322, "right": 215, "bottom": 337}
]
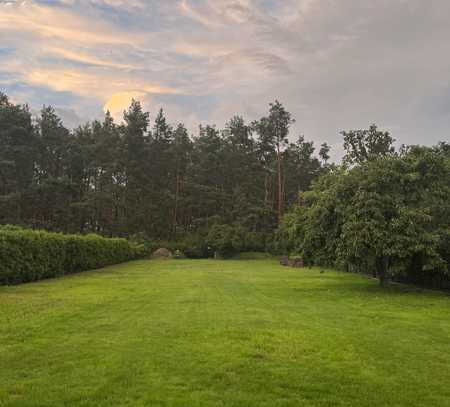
[
  {"left": 44, "top": 46, "right": 135, "bottom": 69},
  {"left": 0, "top": 1, "right": 142, "bottom": 45},
  {"left": 1, "top": 0, "right": 450, "bottom": 154},
  {"left": 54, "top": 107, "right": 90, "bottom": 129},
  {"left": 22, "top": 67, "right": 180, "bottom": 100}
]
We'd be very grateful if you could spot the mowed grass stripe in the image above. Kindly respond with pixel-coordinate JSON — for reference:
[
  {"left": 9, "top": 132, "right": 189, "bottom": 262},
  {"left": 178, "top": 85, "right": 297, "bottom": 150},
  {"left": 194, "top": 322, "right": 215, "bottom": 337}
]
[{"left": 0, "top": 259, "right": 449, "bottom": 407}]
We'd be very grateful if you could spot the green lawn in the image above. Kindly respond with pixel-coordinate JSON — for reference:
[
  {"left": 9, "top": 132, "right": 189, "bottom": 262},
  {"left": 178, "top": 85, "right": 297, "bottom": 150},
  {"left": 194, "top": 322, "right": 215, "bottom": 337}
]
[{"left": 1, "top": 259, "right": 449, "bottom": 407}]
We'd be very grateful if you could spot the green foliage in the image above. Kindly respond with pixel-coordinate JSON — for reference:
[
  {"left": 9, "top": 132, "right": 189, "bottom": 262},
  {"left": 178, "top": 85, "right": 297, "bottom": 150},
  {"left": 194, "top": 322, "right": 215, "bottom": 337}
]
[
  {"left": 277, "top": 142, "right": 450, "bottom": 288},
  {"left": 243, "top": 230, "right": 267, "bottom": 252},
  {"left": 319, "top": 142, "right": 331, "bottom": 164},
  {"left": 253, "top": 100, "right": 296, "bottom": 223},
  {"left": 204, "top": 225, "right": 269, "bottom": 258},
  {"left": 0, "top": 92, "right": 328, "bottom": 242},
  {"left": 0, "top": 228, "right": 144, "bottom": 285},
  {"left": 342, "top": 124, "right": 396, "bottom": 166},
  {"left": 128, "top": 232, "right": 161, "bottom": 255},
  {"left": 171, "top": 233, "right": 211, "bottom": 259},
  {"left": 207, "top": 224, "right": 244, "bottom": 258}
]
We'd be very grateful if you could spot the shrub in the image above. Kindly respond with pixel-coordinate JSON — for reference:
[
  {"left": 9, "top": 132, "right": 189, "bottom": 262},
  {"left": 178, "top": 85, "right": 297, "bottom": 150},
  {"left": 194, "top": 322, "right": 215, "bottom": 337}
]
[
  {"left": 176, "top": 233, "right": 212, "bottom": 259},
  {"left": 128, "top": 232, "right": 159, "bottom": 256},
  {"left": 242, "top": 231, "right": 267, "bottom": 252},
  {"left": 0, "top": 228, "right": 145, "bottom": 285},
  {"left": 207, "top": 224, "right": 243, "bottom": 258},
  {"left": 173, "top": 228, "right": 269, "bottom": 259}
]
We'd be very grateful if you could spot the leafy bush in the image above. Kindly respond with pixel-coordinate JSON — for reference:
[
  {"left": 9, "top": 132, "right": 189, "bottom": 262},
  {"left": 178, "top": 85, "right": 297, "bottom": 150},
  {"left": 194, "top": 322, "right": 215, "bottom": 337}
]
[
  {"left": 172, "top": 228, "right": 269, "bottom": 259},
  {"left": 128, "top": 233, "right": 162, "bottom": 256},
  {"left": 176, "top": 233, "right": 212, "bottom": 259},
  {"left": 0, "top": 224, "right": 27, "bottom": 232},
  {"left": 243, "top": 231, "right": 268, "bottom": 253},
  {"left": 0, "top": 228, "right": 145, "bottom": 285},
  {"left": 207, "top": 224, "right": 244, "bottom": 258}
]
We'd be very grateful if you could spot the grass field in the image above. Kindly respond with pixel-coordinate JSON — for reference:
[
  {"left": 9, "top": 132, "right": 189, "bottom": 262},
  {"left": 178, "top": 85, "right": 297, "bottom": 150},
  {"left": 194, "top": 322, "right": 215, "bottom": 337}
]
[{"left": 1, "top": 259, "right": 449, "bottom": 407}]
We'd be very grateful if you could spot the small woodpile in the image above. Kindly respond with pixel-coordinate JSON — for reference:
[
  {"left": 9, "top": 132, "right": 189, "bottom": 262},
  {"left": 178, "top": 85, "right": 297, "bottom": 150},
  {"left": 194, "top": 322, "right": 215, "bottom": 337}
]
[{"left": 280, "top": 256, "right": 304, "bottom": 268}]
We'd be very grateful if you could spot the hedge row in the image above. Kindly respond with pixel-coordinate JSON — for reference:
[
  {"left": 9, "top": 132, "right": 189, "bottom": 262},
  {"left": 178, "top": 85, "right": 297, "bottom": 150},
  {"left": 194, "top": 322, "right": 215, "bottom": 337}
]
[{"left": 0, "top": 228, "right": 145, "bottom": 285}]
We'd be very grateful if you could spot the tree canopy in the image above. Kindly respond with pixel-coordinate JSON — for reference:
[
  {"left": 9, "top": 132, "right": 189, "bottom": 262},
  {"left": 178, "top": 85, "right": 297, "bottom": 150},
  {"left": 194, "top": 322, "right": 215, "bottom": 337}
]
[
  {"left": 0, "top": 92, "right": 326, "bottom": 244},
  {"left": 276, "top": 141, "right": 450, "bottom": 288}
]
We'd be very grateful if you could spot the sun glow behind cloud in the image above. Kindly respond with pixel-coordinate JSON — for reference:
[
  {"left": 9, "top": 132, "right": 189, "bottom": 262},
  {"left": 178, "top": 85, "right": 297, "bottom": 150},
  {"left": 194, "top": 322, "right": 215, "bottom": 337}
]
[
  {"left": 103, "top": 91, "right": 145, "bottom": 120},
  {"left": 1, "top": 0, "right": 450, "bottom": 151}
]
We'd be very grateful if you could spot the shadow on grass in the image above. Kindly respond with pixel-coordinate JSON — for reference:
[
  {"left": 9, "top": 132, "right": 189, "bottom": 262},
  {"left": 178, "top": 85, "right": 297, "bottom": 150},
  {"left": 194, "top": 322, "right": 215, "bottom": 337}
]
[{"left": 290, "top": 269, "right": 449, "bottom": 299}]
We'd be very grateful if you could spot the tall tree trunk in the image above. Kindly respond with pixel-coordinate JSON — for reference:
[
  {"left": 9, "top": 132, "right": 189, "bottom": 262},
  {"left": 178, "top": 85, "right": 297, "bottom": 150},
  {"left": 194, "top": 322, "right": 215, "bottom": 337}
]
[
  {"left": 376, "top": 255, "right": 390, "bottom": 287},
  {"left": 264, "top": 172, "right": 272, "bottom": 208},
  {"left": 172, "top": 170, "right": 180, "bottom": 236},
  {"left": 277, "top": 148, "right": 283, "bottom": 224},
  {"left": 264, "top": 173, "right": 268, "bottom": 206}
]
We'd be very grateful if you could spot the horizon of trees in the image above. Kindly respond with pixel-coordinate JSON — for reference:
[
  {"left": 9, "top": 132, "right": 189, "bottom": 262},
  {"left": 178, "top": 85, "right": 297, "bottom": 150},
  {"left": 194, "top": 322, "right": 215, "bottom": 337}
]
[{"left": 0, "top": 92, "right": 330, "bottom": 241}]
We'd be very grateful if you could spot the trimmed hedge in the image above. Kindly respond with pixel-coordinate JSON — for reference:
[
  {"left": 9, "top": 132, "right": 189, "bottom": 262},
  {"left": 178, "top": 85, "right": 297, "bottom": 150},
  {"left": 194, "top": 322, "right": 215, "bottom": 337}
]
[{"left": 0, "top": 228, "right": 145, "bottom": 285}]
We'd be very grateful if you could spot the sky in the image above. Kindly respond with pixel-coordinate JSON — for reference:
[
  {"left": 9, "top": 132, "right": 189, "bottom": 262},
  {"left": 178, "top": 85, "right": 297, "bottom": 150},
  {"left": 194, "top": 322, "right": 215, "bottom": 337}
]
[{"left": 1, "top": 0, "right": 449, "bottom": 159}]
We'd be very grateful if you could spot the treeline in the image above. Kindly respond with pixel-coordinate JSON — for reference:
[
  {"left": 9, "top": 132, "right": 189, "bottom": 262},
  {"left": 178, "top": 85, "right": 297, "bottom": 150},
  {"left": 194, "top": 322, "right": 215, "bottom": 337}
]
[
  {"left": 0, "top": 93, "right": 329, "bottom": 243},
  {"left": 275, "top": 127, "right": 450, "bottom": 288}
]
